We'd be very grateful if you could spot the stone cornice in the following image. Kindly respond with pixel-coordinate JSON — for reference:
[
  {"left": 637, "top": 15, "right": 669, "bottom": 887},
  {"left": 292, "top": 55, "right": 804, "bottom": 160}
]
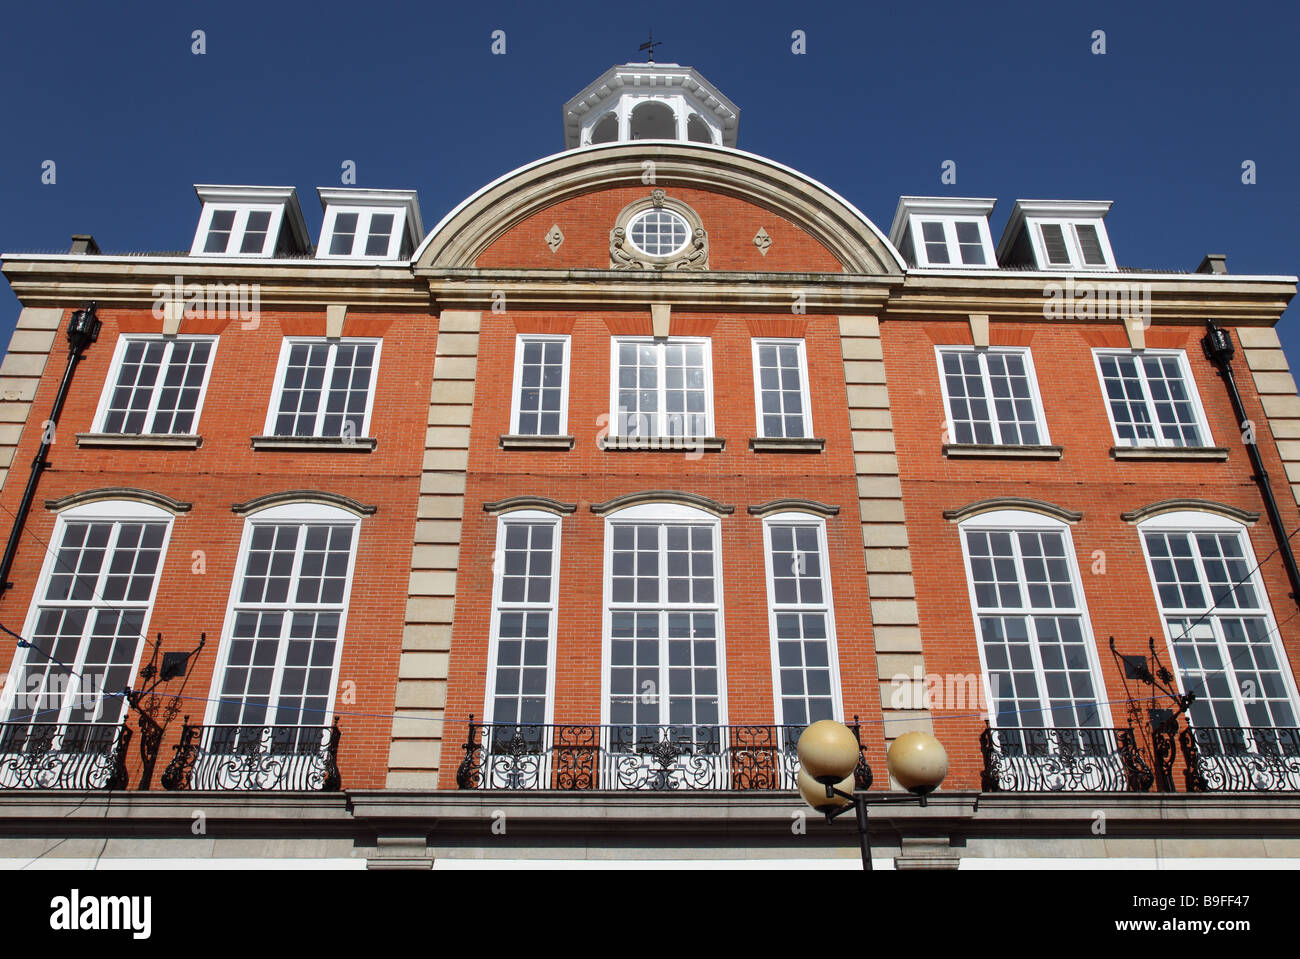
[
  {"left": 0, "top": 257, "right": 427, "bottom": 310},
  {"left": 424, "top": 268, "right": 896, "bottom": 314},
  {"left": 882, "top": 272, "right": 1296, "bottom": 324}
]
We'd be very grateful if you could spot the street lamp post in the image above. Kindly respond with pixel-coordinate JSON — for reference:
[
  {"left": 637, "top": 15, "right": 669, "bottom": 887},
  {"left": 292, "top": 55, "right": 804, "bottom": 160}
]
[{"left": 797, "top": 720, "right": 949, "bottom": 870}]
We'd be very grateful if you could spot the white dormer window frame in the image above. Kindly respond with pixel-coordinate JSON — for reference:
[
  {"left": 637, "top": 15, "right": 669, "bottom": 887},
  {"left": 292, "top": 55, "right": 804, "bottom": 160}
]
[
  {"left": 909, "top": 216, "right": 997, "bottom": 269},
  {"left": 191, "top": 203, "right": 286, "bottom": 257},
  {"left": 318, "top": 206, "right": 408, "bottom": 260},
  {"left": 1026, "top": 218, "right": 1116, "bottom": 271}
]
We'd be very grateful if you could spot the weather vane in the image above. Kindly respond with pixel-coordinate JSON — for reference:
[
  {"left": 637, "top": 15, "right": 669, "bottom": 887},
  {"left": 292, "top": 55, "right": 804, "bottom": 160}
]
[{"left": 639, "top": 30, "right": 662, "bottom": 63}]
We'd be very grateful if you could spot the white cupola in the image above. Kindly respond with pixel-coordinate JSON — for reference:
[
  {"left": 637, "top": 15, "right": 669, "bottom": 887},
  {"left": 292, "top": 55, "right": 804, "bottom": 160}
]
[{"left": 562, "top": 63, "right": 739, "bottom": 150}]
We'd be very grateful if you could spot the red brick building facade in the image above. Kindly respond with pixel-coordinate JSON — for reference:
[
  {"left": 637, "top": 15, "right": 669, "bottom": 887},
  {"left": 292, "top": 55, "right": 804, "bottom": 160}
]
[{"left": 0, "top": 62, "right": 1297, "bottom": 867}]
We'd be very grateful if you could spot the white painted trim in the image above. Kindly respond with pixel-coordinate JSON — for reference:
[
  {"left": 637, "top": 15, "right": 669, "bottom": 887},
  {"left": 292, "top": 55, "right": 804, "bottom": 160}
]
[
  {"left": 508, "top": 334, "right": 571, "bottom": 436},
  {"left": 1025, "top": 218, "right": 1117, "bottom": 271},
  {"left": 190, "top": 203, "right": 287, "bottom": 257},
  {"left": 750, "top": 338, "right": 814, "bottom": 439},
  {"left": 316, "top": 206, "right": 408, "bottom": 261},
  {"left": 760, "top": 512, "right": 844, "bottom": 725},
  {"left": 1091, "top": 348, "right": 1215, "bottom": 449},
  {"left": 934, "top": 345, "right": 1051, "bottom": 446},
  {"left": 908, "top": 216, "right": 998, "bottom": 269},
  {"left": 263, "top": 337, "right": 382, "bottom": 438},
  {"left": 956, "top": 510, "right": 1113, "bottom": 730},
  {"left": 91, "top": 334, "right": 218, "bottom": 435},
  {"left": 482, "top": 511, "right": 562, "bottom": 727},
  {"left": 202, "top": 503, "right": 362, "bottom": 728}
]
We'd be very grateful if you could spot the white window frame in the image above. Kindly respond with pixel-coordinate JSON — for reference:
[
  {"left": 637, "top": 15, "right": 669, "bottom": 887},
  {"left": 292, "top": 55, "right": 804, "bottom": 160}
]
[
  {"left": 509, "top": 335, "right": 571, "bottom": 436},
  {"left": 935, "top": 345, "right": 1051, "bottom": 447},
  {"left": 760, "top": 511, "right": 843, "bottom": 726},
  {"left": 1027, "top": 219, "right": 1116, "bottom": 270},
  {"left": 750, "top": 338, "right": 814, "bottom": 439},
  {"left": 1137, "top": 510, "right": 1300, "bottom": 733},
  {"left": 191, "top": 203, "right": 285, "bottom": 257},
  {"left": 482, "top": 510, "right": 562, "bottom": 727},
  {"left": 92, "top": 334, "right": 218, "bottom": 436},
  {"left": 910, "top": 216, "right": 997, "bottom": 269},
  {"left": 203, "top": 501, "right": 362, "bottom": 730},
  {"left": 1091, "top": 348, "right": 1213, "bottom": 449},
  {"left": 264, "top": 337, "right": 382, "bottom": 438},
  {"left": 317, "top": 206, "right": 408, "bottom": 260},
  {"left": 599, "top": 502, "right": 728, "bottom": 728},
  {"left": 0, "top": 500, "right": 174, "bottom": 728},
  {"left": 625, "top": 208, "right": 692, "bottom": 258},
  {"left": 608, "top": 337, "right": 715, "bottom": 438},
  {"left": 957, "top": 509, "right": 1113, "bottom": 732}
]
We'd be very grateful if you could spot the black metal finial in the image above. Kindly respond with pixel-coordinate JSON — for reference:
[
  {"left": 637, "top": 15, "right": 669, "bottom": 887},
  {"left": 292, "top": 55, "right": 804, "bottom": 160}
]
[{"left": 639, "top": 30, "right": 662, "bottom": 63}]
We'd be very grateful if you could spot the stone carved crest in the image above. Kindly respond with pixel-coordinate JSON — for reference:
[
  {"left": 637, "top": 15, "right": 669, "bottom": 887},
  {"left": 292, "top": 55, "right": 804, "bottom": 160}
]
[
  {"left": 609, "top": 190, "right": 709, "bottom": 272},
  {"left": 545, "top": 224, "right": 564, "bottom": 252}
]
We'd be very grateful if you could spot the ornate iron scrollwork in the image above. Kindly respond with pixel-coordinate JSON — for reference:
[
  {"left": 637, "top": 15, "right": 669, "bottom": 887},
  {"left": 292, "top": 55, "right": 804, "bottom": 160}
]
[
  {"left": 161, "top": 719, "right": 341, "bottom": 791},
  {"left": 0, "top": 722, "right": 132, "bottom": 790},
  {"left": 980, "top": 723, "right": 1150, "bottom": 792},
  {"left": 456, "top": 718, "right": 874, "bottom": 793},
  {"left": 1179, "top": 726, "right": 1300, "bottom": 792}
]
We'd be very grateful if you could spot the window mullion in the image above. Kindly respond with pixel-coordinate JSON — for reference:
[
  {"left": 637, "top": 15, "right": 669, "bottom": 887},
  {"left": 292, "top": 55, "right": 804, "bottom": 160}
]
[
  {"left": 315, "top": 343, "right": 339, "bottom": 437},
  {"left": 1010, "top": 534, "right": 1055, "bottom": 731},
  {"left": 143, "top": 340, "right": 171, "bottom": 432}
]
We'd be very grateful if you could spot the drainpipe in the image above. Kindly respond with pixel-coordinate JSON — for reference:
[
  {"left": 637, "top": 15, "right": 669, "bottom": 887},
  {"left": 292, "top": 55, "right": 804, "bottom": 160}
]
[
  {"left": 0, "top": 302, "right": 101, "bottom": 596},
  {"left": 1201, "top": 319, "right": 1300, "bottom": 604}
]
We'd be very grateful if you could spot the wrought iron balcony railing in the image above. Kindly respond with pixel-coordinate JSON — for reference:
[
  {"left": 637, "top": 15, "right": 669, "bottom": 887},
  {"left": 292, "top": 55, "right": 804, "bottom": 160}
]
[
  {"left": 980, "top": 723, "right": 1153, "bottom": 792},
  {"left": 0, "top": 721, "right": 131, "bottom": 790},
  {"left": 456, "top": 718, "right": 873, "bottom": 791},
  {"left": 1178, "top": 725, "right": 1300, "bottom": 792},
  {"left": 161, "top": 719, "right": 341, "bottom": 791}
]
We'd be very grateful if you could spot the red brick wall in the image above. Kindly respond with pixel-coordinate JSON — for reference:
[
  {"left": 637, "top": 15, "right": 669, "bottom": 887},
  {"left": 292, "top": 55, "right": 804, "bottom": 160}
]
[
  {"left": 475, "top": 186, "right": 844, "bottom": 272},
  {"left": 440, "top": 308, "right": 888, "bottom": 786},
  {"left": 883, "top": 318, "right": 1300, "bottom": 790},
  {"left": 0, "top": 307, "right": 432, "bottom": 789}
]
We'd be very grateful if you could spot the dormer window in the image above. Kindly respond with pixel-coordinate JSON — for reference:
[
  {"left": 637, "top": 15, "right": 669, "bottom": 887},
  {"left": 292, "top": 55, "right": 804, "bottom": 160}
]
[
  {"left": 316, "top": 189, "right": 422, "bottom": 261},
  {"left": 889, "top": 198, "right": 997, "bottom": 269},
  {"left": 1034, "top": 221, "right": 1110, "bottom": 269},
  {"left": 190, "top": 186, "right": 309, "bottom": 258},
  {"left": 997, "top": 200, "right": 1116, "bottom": 271}
]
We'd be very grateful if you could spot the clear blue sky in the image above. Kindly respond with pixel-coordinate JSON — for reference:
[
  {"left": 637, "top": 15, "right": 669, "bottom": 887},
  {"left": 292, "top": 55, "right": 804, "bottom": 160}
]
[{"left": 2, "top": 1, "right": 1297, "bottom": 355}]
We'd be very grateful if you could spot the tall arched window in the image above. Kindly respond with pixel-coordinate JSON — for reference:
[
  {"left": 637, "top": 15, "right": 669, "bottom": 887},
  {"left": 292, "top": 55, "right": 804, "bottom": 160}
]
[
  {"left": 960, "top": 509, "right": 1108, "bottom": 730},
  {"left": 1138, "top": 510, "right": 1300, "bottom": 773},
  {"left": 602, "top": 502, "right": 726, "bottom": 787},
  {"left": 206, "top": 502, "right": 361, "bottom": 747},
  {"left": 0, "top": 499, "right": 175, "bottom": 787}
]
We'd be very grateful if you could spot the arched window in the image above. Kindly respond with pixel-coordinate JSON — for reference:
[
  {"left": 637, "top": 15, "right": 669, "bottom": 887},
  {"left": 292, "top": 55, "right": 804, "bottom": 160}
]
[
  {"left": 629, "top": 101, "right": 676, "bottom": 140},
  {"left": 206, "top": 502, "right": 361, "bottom": 745},
  {"left": 590, "top": 111, "right": 619, "bottom": 144},
  {"left": 686, "top": 113, "right": 713, "bottom": 144},
  {"left": 602, "top": 502, "right": 726, "bottom": 786},
  {"left": 1, "top": 499, "right": 175, "bottom": 787},
  {"left": 958, "top": 509, "right": 1111, "bottom": 757},
  {"left": 1137, "top": 511, "right": 1299, "bottom": 760},
  {"left": 761, "top": 511, "right": 840, "bottom": 726}
]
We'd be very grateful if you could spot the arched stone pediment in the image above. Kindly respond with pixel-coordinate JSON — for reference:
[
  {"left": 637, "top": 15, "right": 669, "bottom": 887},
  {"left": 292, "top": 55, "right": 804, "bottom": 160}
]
[{"left": 413, "top": 143, "right": 904, "bottom": 276}]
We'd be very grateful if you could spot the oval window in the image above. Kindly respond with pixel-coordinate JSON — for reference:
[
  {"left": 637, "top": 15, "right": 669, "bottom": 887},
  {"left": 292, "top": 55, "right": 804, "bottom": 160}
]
[{"left": 627, "top": 209, "right": 691, "bottom": 257}]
